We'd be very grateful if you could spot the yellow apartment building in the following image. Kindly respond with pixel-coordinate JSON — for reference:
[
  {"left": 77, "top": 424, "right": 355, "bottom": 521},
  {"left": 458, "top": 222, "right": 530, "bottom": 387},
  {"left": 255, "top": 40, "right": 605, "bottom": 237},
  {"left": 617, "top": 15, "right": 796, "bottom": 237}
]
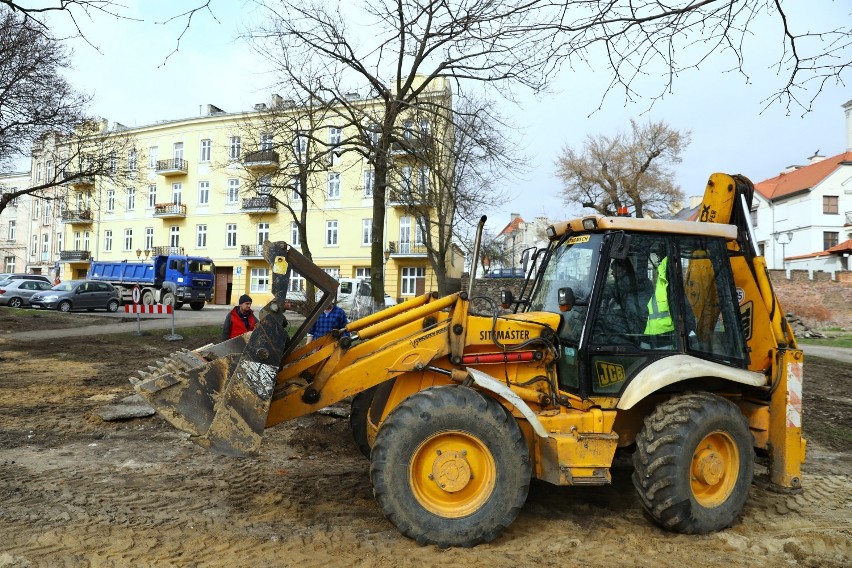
[{"left": 33, "top": 81, "right": 463, "bottom": 307}]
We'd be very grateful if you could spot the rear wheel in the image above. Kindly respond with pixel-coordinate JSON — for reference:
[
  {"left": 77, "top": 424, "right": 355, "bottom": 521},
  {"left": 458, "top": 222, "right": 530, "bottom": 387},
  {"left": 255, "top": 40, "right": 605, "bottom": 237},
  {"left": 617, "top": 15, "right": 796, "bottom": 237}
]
[
  {"left": 190, "top": 301, "right": 205, "bottom": 311},
  {"left": 58, "top": 300, "right": 72, "bottom": 313},
  {"left": 632, "top": 392, "right": 754, "bottom": 534},
  {"left": 370, "top": 386, "right": 530, "bottom": 547},
  {"left": 8, "top": 297, "right": 23, "bottom": 308},
  {"left": 106, "top": 299, "right": 119, "bottom": 312},
  {"left": 142, "top": 291, "right": 154, "bottom": 306},
  {"left": 161, "top": 292, "right": 175, "bottom": 307},
  {"left": 350, "top": 386, "right": 377, "bottom": 458}
]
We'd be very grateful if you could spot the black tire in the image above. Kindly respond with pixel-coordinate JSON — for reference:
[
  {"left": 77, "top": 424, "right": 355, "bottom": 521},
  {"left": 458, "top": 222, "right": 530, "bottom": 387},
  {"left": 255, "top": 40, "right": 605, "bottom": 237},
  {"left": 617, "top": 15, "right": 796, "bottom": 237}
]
[
  {"left": 8, "top": 297, "right": 23, "bottom": 308},
  {"left": 350, "top": 386, "right": 377, "bottom": 458},
  {"left": 58, "top": 300, "right": 72, "bottom": 313},
  {"left": 161, "top": 292, "right": 175, "bottom": 307},
  {"left": 106, "top": 299, "right": 119, "bottom": 312},
  {"left": 370, "top": 386, "right": 530, "bottom": 547},
  {"left": 632, "top": 392, "right": 754, "bottom": 534},
  {"left": 142, "top": 291, "right": 154, "bottom": 306},
  {"left": 174, "top": 301, "right": 184, "bottom": 310},
  {"left": 190, "top": 301, "right": 205, "bottom": 311}
]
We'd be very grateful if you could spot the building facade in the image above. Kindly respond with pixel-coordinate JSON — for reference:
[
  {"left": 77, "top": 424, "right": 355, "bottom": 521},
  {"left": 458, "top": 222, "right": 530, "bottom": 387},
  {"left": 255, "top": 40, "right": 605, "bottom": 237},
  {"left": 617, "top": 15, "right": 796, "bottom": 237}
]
[
  {"left": 0, "top": 171, "right": 33, "bottom": 275},
  {"left": 28, "top": 80, "right": 462, "bottom": 306}
]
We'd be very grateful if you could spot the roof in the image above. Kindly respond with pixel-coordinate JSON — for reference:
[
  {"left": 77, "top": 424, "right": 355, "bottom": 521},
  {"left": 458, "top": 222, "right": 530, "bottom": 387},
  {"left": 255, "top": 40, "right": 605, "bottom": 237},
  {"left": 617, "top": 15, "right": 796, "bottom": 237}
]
[
  {"left": 785, "top": 239, "right": 852, "bottom": 261},
  {"left": 754, "top": 152, "right": 852, "bottom": 201},
  {"left": 826, "top": 239, "right": 852, "bottom": 254},
  {"left": 498, "top": 216, "right": 525, "bottom": 237}
]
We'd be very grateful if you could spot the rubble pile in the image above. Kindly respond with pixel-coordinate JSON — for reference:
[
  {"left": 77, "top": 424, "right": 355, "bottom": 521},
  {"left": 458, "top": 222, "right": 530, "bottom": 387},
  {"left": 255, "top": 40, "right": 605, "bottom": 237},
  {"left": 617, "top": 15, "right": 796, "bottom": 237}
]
[{"left": 786, "top": 313, "right": 826, "bottom": 339}]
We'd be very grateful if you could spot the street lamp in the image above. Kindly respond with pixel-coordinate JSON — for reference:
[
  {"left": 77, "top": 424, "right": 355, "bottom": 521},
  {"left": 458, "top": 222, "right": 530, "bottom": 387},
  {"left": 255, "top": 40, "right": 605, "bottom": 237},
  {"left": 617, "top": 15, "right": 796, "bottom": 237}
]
[{"left": 774, "top": 231, "right": 794, "bottom": 269}]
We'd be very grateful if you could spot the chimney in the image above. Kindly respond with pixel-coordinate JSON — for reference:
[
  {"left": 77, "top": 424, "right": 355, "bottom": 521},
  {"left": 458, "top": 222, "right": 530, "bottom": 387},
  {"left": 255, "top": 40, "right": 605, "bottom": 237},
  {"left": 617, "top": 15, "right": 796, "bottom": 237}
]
[
  {"left": 510, "top": 213, "right": 520, "bottom": 220},
  {"left": 206, "top": 104, "right": 225, "bottom": 115},
  {"left": 253, "top": 103, "right": 268, "bottom": 111},
  {"left": 271, "top": 94, "right": 284, "bottom": 108},
  {"left": 844, "top": 99, "right": 852, "bottom": 151}
]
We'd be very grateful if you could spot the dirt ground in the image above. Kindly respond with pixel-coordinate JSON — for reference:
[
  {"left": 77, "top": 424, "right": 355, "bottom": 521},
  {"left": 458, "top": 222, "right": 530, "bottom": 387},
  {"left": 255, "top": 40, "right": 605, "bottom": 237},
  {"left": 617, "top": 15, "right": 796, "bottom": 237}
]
[{"left": 0, "top": 312, "right": 850, "bottom": 567}]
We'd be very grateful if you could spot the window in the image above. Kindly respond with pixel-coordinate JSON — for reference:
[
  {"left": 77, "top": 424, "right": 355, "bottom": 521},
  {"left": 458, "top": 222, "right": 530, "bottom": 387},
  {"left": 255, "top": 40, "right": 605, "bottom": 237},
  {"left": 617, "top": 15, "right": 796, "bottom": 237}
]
[
  {"left": 170, "top": 226, "right": 180, "bottom": 248},
  {"left": 401, "top": 266, "right": 425, "bottom": 296},
  {"left": 41, "top": 233, "right": 49, "bottom": 253},
  {"left": 401, "top": 166, "right": 412, "bottom": 194},
  {"left": 173, "top": 142, "right": 184, "bottom": 161},
  {"left": 823, "top": 195, "right": 839, "bottom": 214},
  {"left": 46, "top": 160, "right": 54, "bottom": 180},
  {"left": 364, "top": 170, "right": 374, "bottom": 197},
  {"left": 227, "top": 179, "right": 240, "bottom": 204},
  {"left": 258, "top": 175, "right": 271, "bottom": 195},
  {"left": 292, "top": 177, "right": 302, "bottom": 201},
  {"left": 127, "top": 149, "right": 137, "bottom": 172},
  {"left": 104, "top": 230, "right": 113, "bottom": 252},
  {"left": 196, "top": 224, "right": 207, "bottom": 248},
  {"left": 418, "top": 166, "right": 429, "bottom": 193},
  {"left": 229, "top": 136, "right": 241, "bottom": 160},
  {"left": 327, "top": 172, "right": 340, "bottom": 199},
  {"left": 290, "top": 222, "right": 300, "bottom": 246},
  {"left": 289, "top": 271, "right": 305, "bottom": 293},
  {"left": 108, "top": 151, "right": 117, "bottom": 173},
  {"left": 403, "top": 119, "right": 414, "bottom": 140},
  {"left": 362, "top": 219, "right": 372, "bottom": 246},
  {"left": 328, "top": 126, "right": 341, "bottom": 146},
  {"left": 323, "top": 267, "right": 340, "bottom": 279},
  {"left": 257, "top": 222, "right": 270, "bottom": 245},
  {"left": 55, "top": 231, "right": 63, "bottom": 254},
  {"left": 198, "top": 181, "right": 210, "bottom": 205},
  {"left": 824, "top": 231, "right": 839, "bottom": 250},
  {"left": 355, "top": 267, "right": 369, "bottom": 279},
  {"left": 36, "top": 163, "right": 42, "bottom": 182},
  {"left": 148, "top": 184, "right": 157, "bottom": 208},
  {"left": 260, "top": 133, "right": 273, "bottom": 150},
  {"left": 326, "top": 220, "right": 338, "bottom": 246},
  {"left": 145, "top": 227, "right": 154, "bottom": 250},
  {"left": 750, "top": 208, "right": 758, "bottom": 228},
  {"left": 126, "top": 187, "right": 136, "bottom": 211},
  {"left": 32, "top": 199, "right": 39, "bottom": 220},
  {"left": 148, "top": 146, "right": 158, "bottom": 168},
  {"left": 124, "top": 229, "right": 133, "bottom": 251},
  {"left": 106, "top": 190, "right": 115, "bottom": 213},
  {"left": 294, "top": 131, "right": 308, "bottom": 156},
  {"left": 226, "top": 224, "right": 237, "bottom": 248},
  {"left": 83, "top": 231, "right": 90, "bottom": 251},
  {"left": 399, "top": 216, "right": 412, "bottom": 253},
  {"left": 42, "top": 201, "right": 51, "bottom": 225},
  {"left": 4, "top": 256, "right": 14, "bottom": 272},
  {"left": 200, "top": 139, "right": 212, "bottom": 162},
  {"left": 172, "top": 183, "right": 182, "bottom": 204},
  {"left": 250, "top": 268, "right": 269, "bottom": 293},
  {"left": 419, "top": 118, "right": 431, "bottom": 137},
  {"left": 7, "top": 219, "right": 16, "bottom": 241},
  {"left": 73, "top": 231, "right": 80, "bottom": 250}
]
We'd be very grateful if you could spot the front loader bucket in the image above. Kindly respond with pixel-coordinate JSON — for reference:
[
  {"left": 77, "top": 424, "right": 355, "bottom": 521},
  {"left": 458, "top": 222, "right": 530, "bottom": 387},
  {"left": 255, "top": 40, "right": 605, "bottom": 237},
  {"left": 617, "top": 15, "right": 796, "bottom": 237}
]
[{"left": 130, "top": 241, "right": 340, "bottom": 456}]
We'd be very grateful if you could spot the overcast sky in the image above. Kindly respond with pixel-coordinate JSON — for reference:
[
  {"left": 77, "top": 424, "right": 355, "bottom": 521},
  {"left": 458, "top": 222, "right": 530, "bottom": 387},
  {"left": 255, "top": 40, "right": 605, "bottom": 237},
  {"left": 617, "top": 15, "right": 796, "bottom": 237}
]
[{"left": 49, "top": 0, "right": 851, "bottom": 229}]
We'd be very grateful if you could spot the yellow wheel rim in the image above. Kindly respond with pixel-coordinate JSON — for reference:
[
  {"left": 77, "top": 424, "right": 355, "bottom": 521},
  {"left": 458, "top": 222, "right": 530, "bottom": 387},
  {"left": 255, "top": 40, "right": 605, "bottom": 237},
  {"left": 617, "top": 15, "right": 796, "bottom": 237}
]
[
  {"left": 409, "top": 430, "right": 497, "bottom": 518},
  {"left": 691, "top": 431, "right": 740, "bottom": 508}
]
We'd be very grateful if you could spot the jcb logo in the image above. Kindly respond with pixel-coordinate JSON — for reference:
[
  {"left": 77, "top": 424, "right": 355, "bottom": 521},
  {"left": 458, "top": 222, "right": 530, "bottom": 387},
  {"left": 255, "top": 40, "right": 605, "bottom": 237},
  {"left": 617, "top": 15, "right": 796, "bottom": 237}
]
[
  {"left": 740, "top": 301, "right": 753, "bottom": 340},
  {"left": 595, "top": 361, "right": 626, "bottom": 387}
]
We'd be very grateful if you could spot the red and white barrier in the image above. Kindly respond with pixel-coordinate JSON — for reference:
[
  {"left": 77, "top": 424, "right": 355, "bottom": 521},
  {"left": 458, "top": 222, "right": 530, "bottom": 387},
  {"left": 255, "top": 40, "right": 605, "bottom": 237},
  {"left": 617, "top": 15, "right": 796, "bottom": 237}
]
[{"left": 124, "top": 304, "right": 173, "bottom": 315}]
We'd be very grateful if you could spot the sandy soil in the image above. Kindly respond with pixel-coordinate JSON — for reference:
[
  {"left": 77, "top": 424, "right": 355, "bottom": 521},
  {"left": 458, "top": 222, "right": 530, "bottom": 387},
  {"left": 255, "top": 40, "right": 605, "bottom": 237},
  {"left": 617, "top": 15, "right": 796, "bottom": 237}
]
[{"left": 0, "top": 319, "right": 850, "bottom": 567}]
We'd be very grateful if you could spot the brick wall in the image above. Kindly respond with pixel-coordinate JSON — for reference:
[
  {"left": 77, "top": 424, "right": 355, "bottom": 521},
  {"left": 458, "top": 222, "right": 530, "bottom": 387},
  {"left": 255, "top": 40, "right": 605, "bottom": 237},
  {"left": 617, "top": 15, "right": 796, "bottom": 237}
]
[{"left": 464, "top": 271, "right": 852, "bottom": 330}]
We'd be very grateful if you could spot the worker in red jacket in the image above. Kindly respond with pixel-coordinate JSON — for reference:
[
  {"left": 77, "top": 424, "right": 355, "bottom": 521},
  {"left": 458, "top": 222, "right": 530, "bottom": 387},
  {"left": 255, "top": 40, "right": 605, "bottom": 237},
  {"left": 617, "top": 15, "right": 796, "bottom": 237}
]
[{"left": 222, "top": 294, "right": 258, "bottom": 340}]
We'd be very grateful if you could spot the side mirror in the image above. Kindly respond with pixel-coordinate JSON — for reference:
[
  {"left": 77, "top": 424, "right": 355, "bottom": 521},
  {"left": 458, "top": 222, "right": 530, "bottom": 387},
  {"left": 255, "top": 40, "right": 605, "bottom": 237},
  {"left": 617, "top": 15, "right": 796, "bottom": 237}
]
[
  {"left": 500, "top": 289, "right": 514, "bottom": 309},
  {"left": 557, "top": 287, "right": 575, "bottom": 312}
]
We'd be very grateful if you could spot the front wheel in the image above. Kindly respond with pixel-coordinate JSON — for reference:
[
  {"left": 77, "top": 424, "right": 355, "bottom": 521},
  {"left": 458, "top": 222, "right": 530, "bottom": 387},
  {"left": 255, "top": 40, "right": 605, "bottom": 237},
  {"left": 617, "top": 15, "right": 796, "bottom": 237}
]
[
  {"left": 189, "top": 301, "right": 205, "bottom": 311},
  {"left": 8, "top": 297, "right": 23, "bottom": 308},
  {"left": 370, "top": 386, "right": 530, "bottom": 547},
  {"left": 106, "top": 299, "right": 119, "bottom": 312},
  {"left": 350, "top": 386, "right": 377, "bottom": 458},
  {"left": 632, "top": 392, "right": 754, "bottom": 534},
  {"left": 58, "top": 300, "right": 72, "bottom": 313},
  {"left": 160, "top": 292, "right": 175, "bottom": 307}
]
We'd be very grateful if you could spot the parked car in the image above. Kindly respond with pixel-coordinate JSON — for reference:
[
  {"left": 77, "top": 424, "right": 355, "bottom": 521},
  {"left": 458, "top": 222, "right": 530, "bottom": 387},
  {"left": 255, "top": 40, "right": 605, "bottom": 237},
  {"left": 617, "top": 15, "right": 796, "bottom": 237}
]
[
  {"left": 30, "top": 280, "right": 120, "bottom": 313},
  {"left": 0, "top": 273, "right": 52, "bottom": 285},
  {"left": 0, "top": 279, "right": 54, "bottom": 308}
]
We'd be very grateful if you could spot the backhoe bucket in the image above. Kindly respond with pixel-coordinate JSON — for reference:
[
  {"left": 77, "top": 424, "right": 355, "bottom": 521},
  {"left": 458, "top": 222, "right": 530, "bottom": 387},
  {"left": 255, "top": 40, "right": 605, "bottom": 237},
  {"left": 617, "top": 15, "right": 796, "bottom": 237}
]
[{"left": 130, "top": 241, "right": 340, "bottom": 456}]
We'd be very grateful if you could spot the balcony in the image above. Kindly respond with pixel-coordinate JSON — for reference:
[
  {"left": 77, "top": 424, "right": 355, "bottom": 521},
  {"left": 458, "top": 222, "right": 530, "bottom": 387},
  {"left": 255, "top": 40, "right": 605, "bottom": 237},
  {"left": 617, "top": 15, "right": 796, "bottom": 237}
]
[
  {"left": 242, "top": 149, "right": 279, "bottom": 170},
  {"left": 61, "top": 209, "right": 93, "bottom": 224},
  {"left": 60, "top": 249, "right": 91, "bottom": 262},
  {"left": 387, "top": 189, "right": 429, "bottom": 208},
  {"left": 155, "top": 158, "right": 188, "bottom": 176},
  {"left": 241, "top": 194, "right": 278, "bottom": 214},
  {"left": 240, "top": 244, "right": 264, "bottom": 258},
  {"left": 151, "top": 246, "right": 184, "bottom": 256},
  {"left": 391, "top": 136, "right": 432, "bottom": 159},
  {"left": 387, "top": 241, "right": 427, "bottom": 256},
  {"left": 62, "top": 171, "right": 95, "bottom": 188},
  {"left": 153, "top": 203, "right": 187, "bottom": 218}
]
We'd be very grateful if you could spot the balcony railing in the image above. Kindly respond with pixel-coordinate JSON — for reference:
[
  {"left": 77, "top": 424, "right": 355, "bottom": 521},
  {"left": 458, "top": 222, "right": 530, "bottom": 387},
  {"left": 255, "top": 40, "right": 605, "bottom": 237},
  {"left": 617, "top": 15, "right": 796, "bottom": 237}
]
[
  {"left": 391, "top": 135, "right": 432, "bottom": 158},
  {"left": 240, "top": 244, "right": 264, "bottom": 258},
  {"left": 241, "top": 194, "right": 278, "bottom": 213},
  {"left": 242, "top": 149, "right": 279, "bottom": 169},
  {"left": 61, "top": 209, "right": 93, "bottom": 223},
  {"left": 61, "top": 171, "right": 95, "bottom": 187},
  {"left": 60, "top": 250, "right": 91, "bottom": 261},
  {"left": 151, "top": 246, "right": 184, "bottom": 256},
  {"left": 153, "top": 203, "right": 187, "bottom": 218},
  {"left": 387, "top": 241, "right": 427, "bottom": 256},
  {"left": 155, "top": 158, "right": 188, "bottom": 176},
  {"left": 387, "top": 189, "right": 429, "bottom": 207}
]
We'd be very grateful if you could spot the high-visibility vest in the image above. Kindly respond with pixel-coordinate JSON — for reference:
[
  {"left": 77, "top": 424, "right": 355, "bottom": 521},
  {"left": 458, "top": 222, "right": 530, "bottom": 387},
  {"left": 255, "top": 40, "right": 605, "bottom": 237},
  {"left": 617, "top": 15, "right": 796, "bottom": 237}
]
[{"left": 644, "top": 257, "right": 674, "bottom": 335}]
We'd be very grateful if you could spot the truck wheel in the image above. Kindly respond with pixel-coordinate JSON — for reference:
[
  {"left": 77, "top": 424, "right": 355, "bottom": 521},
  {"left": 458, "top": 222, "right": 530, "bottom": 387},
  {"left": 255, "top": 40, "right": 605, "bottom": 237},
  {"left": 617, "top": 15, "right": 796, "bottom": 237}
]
[
  {"left": 350, "top": 386, "right": 377, "bottom": 458},
  {"left": 632, "top": 392, "right": 754, "bottom": 534},
  {"left": 174, "top": 302, "right": 184, "bottom": 310},
  {"left": 142, "top": 291, "right": 154, "bottom": 306},
  {"left": 370, "top": 385, "right": 530, "bottom": 547},
  {"left": 8, "top": 297, "right": 23, "bottom": 308},
  {"left": 161, "top": 292, "right": 175, "bottom": 307},
  {"left": 106, "top": 299, "right": 119, "bottom": 312},
  {"left": 189, "top": 301, "right": 205, "bottom": 311},
  {"left": 58, "top": 300, "right": 72, "bottom": 313}
]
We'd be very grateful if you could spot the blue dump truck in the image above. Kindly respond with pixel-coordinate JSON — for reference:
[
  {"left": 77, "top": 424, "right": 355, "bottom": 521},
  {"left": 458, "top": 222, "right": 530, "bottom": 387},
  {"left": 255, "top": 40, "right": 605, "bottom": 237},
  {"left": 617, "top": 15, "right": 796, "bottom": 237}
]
[{"left": 88, "top": 254, "right": 215, "bottom": 310}]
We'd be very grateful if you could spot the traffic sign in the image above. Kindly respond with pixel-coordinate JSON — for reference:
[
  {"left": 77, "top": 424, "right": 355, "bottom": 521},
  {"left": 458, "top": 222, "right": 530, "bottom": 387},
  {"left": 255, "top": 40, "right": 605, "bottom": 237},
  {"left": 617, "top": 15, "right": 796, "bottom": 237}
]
[{"left": 132, "top": 285, "right": 142, "bottom": 304}]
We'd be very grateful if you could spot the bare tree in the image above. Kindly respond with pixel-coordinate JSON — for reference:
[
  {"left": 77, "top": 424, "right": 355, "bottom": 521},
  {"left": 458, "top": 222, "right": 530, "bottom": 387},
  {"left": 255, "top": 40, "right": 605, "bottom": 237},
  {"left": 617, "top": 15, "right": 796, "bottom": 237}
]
[{"left": 556, "top": 119, "right": 690, "bottom": 218}]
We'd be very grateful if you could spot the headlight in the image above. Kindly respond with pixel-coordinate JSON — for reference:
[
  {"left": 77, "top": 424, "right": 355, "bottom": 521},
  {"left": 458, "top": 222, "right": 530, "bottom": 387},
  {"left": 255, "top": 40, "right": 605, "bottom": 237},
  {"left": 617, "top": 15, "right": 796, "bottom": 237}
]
[{"left": 42, "top": 294, "right": 59, "bottom": 301}]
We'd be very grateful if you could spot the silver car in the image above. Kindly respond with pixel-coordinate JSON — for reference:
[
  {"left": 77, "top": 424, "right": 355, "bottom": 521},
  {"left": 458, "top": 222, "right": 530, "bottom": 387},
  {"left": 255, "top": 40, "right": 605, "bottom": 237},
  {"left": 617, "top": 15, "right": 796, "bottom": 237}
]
[
  {"left": 29, "top": 280, "right": 121, "bottom": 313},
  {"left": 0, "top": 279, "right": 54, "bottom": 308}
]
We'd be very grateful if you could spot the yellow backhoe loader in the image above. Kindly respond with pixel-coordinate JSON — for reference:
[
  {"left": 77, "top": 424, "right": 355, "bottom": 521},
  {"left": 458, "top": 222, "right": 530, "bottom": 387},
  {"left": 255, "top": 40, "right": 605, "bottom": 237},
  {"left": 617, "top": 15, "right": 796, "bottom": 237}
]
[{"left": 133, "top": 173, "right": 805, "bottom": 547}]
